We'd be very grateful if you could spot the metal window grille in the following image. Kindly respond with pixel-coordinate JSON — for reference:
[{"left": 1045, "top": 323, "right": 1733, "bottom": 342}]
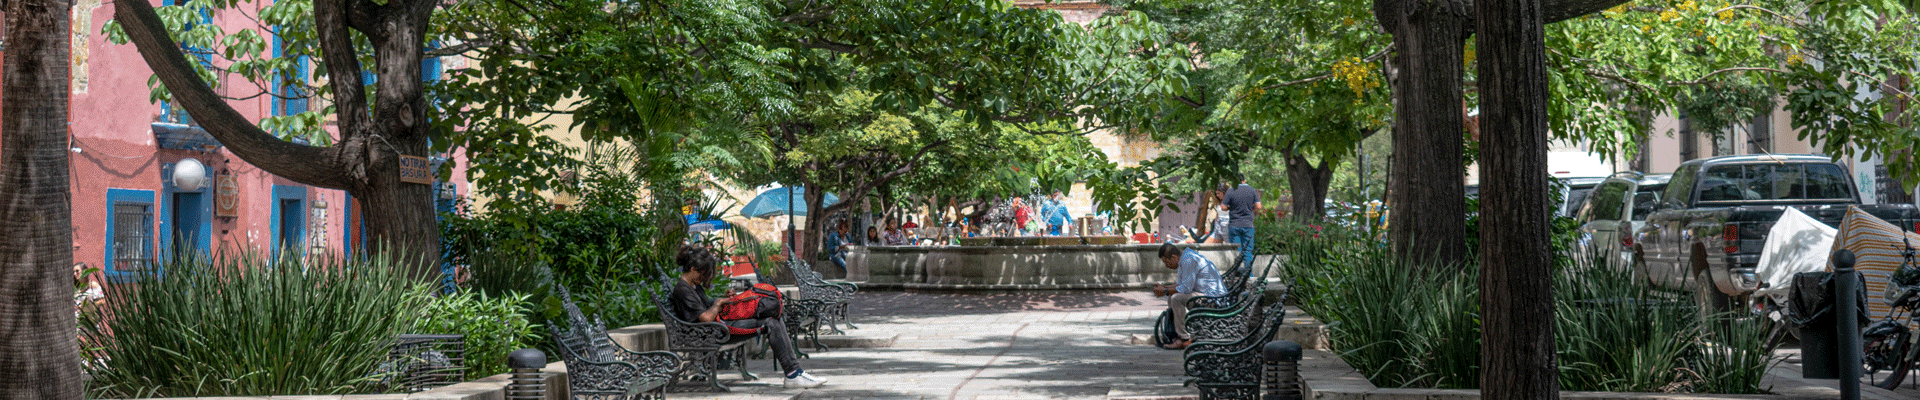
[
  {"left": 112, "top": 203, "right": 154, "bottom": 272},
  {"left": 385, "top": 334, "right": 466, "bottom": 392}
]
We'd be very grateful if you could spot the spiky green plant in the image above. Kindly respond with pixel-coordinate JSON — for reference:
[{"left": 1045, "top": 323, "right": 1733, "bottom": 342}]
[
  {"left": 82, "top": 250, "right": 430, "bottom": 397},
  {"left": 1282, "top": 229, "right": 1774, "bottom": 393}
]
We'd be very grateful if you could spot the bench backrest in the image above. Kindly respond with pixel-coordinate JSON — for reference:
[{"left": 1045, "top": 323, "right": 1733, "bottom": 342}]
[
  {"left": 653, "top": 280, "right": 729, "bottom": 352},
  {"left": 552, "top": 286, "right": 625, "bottom": 360}
]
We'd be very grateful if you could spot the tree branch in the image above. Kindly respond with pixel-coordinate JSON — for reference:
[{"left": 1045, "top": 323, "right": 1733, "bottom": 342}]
[
  {"left": 1668, "top": 67, "right": 1787, "bottom": 86},
  {"left": 424, "top": 40, "right": 489, "bottom": 57},
  {"left": 112, "top": 0, "right": 349, "bottom": 189}
]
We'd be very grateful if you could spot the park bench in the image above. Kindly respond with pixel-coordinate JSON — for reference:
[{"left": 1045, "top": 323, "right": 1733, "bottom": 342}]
[
  {"left": 787, "top": 260, "right": 859, "bottom": 333},
  {"left": 1187, "top": 256, "right": 1274, "bottom": 313},
  {"left": 1183, "top": 300, "right": 1291, "bottom": 400},
  {"left": 653, "top": 280, "right": 757, "bottom": 391},
  {"left": 548, "top": 286, "right": 680, "bottom": 400},
  {"left": 1157, "top": 257, "right": 1278, "bottom": 342},
  {"left": 382, "top": 334, "right": 466, "bottom": 392}
]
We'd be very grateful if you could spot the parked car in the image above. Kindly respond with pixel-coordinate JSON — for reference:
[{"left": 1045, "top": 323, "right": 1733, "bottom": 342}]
[
  {"left": 1632, "top": 154, "right": 1920, "bottom": 313},
  {"left": 1557, "top": 176, "right": 1609, "bottom": 218},
  {"left": 1572, "top": 172, "right": 1670, "bottom": 270}
]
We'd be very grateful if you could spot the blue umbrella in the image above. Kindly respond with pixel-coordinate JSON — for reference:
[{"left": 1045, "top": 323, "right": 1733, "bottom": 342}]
[{"left": 739, "top": 186, "right": 840, "bottom": 218}]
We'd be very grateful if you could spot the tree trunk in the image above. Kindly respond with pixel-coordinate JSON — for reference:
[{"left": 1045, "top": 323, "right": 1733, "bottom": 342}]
[
  {"left": 802, "top": 177, "right": 825, "bottom": 262},
  {"left": 0, "top": 0, "right": 85, "bottom": 394},
  {"left": 1376, "top": 0, "right": 1471, "bottom": 268},
  {"left": 1286, "top": 155, "right": 1335, "bottom": 223},
  {"left": 1475, "top": 0, "right": 1558, "bottom": 397},
  {"left": 113, "top": 0, "right": 443, "bottom": 279}
]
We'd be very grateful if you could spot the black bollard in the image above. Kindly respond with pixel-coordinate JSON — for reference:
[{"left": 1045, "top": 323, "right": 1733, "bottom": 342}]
[
  {"left": 507, "top": 348, "right": 548, "bottom": 400},
  {"left": 1834, "top": 250, "right": 1861, "bottom": 400},
  {"left": 1262, "top": 340, "right": 1303, "bottom": 400}
]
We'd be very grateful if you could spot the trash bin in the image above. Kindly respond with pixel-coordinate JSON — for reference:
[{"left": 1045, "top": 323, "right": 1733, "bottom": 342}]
[{"left": 1786, "top": 271, "right": 1870, "bottom": 379}]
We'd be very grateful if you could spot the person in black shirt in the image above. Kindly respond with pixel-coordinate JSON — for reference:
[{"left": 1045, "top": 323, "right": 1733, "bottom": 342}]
[{"left": 670, "top": 244, "right": 826, "bottom": 388}]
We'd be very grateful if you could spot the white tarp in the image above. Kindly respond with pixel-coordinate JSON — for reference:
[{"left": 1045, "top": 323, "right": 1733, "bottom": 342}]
[{"left": 1754, "top": 208, "right": 1838, "bottom": 304}]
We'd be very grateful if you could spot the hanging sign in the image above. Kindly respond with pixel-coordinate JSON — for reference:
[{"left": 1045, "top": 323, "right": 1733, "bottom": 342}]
[
  {"left": 398, "top": 155, "right": 434, "bottom": 184},
  {"left": 215, "top": 174, "right": 240, "bottom": 217}
]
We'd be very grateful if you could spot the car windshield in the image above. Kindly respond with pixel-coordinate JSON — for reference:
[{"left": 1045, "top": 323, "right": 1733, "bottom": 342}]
[
  {"left": 1581, "top": 181, "right": 1629, "bottom": 223},
  {"left": 1696, "top": 163, "right": 1853, "bottom": 202}
]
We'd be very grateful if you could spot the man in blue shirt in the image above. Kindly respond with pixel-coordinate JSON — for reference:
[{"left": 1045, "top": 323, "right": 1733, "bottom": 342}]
[
  {"left": 1222, "top": 178, "right": 1262, "bottom": 273},
  {"left": 1044, "top": 191, "right": 1072, "bottom": 236},
  {"left": 1151, "top": 242, "right": 1226, "bottom": 349},
  {"left": 824, "top": 219, "right": 852, "bottom": 273}
]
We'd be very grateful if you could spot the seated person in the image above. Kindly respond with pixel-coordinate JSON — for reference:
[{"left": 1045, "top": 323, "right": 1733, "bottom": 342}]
[
  {"left": 825, "top": 220, "right": 852, "bottom": 273},
  {"left": 1150, "top": 242, "right": 1227, "bottom": 349},
  {"left": 669, "top": 244, "right": 827, "bottom": 388}
]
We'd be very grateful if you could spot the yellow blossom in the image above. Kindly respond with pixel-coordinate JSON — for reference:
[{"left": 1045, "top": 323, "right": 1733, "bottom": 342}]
[
  {"left": 1786, "top": 53, "right": 1804, "bottom": 65},
  {"left": 1717, "top": 9, "right": 1735, "bottom": 21},
  {"left": 1660, "top": 10, "right": 1679, "bottom": 21},
  {"left": 1680, "top": 0, "right": 1697, "bottom": 11}
]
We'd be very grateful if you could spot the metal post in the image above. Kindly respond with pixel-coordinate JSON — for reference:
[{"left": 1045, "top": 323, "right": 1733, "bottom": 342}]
[
  {"left": 1833, "top": 249, "right": 1861, "bottom": 400},
  {"left": 507, "top": 348, "right": 547, "bottom": 400},
  {"left": 787, "top": 186, "right": 797, "bottom": 260},
  {"left": 1262, "top": 340, "right": 1303, "bottom": 400}
]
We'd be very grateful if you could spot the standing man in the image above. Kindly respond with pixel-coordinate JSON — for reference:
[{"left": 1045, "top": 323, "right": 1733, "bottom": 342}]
[
  {"left": 1152, "top": 242, "right": 1226, "bottom": 349},
  {"left": 1045, "top": 191, "right": 1073, "bottom": 236},
  {"left": 1222, "top": 177, "right": 1261, "bottom": 272}
]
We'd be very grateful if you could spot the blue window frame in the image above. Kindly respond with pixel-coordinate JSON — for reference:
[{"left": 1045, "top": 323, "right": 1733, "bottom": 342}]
[
  {"left": 105, "top": 189, "right": 158, "bottom": 282},
  {"left": 158, "top": 0, "right": 214, "bottom": 124},
  {"left": 270, "top": 27, "right": 310, "bottom": 117},
  {"left": 270, "top": 185, "right": 308, "bottom": 259}
]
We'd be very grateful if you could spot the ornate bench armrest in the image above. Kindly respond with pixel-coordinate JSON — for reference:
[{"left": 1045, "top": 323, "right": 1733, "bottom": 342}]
[
  {"left": 611, "top": 350, "right": 680, "bottom": 383},
  {"left": 1183, "top": 348, "right": 1262, "bottom": 384},
  {"left": 664, "top": 319, "right": 734, "bottom": 351},
  {"left": 563, "top": 357, "right": 646, "bottom": 396}
]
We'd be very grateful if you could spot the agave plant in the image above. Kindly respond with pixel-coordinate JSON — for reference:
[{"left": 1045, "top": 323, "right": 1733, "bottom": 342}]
[{"left": 82, "top": 250, "right": 430, "bottom": 397}]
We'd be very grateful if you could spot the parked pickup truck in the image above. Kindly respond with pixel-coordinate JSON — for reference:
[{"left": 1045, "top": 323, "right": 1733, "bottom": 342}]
[{"left": 1632, "top": 154, "right": 1920, "bottom": 311}]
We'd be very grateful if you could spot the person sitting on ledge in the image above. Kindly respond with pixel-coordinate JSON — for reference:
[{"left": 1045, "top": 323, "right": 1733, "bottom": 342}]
[
  {"left": 670, "top": 244, "right": 827, "bottom": 388},
  {"left": 1151, "top": 242, "right": 1226, "bottom": 350}
]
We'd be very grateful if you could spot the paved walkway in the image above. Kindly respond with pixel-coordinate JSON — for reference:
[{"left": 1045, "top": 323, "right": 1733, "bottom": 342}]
[
  {"left": 661, "top": 290, "right": 1920, "bottom": 400},
  {"left": 665, "top": 291, "right": 1187, "bottom": 400}
]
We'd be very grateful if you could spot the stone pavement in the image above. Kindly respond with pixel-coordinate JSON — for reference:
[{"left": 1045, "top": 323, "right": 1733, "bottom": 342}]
[
  {"left": 659, "top": 290, "right": 1920, "bottom": 400},
  {"left": 665, "top": 290, "right": 1190, "bottom": 400}
]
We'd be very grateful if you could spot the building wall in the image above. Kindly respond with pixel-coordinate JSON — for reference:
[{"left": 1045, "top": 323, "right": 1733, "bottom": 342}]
[{"left": 50, "top": 0, "right": 469, "bottom": 280}]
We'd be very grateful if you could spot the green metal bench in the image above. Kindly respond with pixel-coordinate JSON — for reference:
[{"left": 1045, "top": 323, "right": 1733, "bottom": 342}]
[
  {"left": 788, "top": 260, "right": 858, "bottom": 333},
  {"left": 1183, "top": 299, "right": 1290, "bottom": 400},
  {"left": 653, "top": 281, "right": 756, "bottom": 392},
  {"left": 549, "top": 286, "right": 679, "bottom": 400}
]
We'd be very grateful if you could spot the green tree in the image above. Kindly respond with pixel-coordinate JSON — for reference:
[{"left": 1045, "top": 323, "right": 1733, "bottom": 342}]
[
  {"left": 112, "top": 0, "right": 444, "bottom": 277},
  {"left": 0, "top": 0, "right": 85, "bottom": 395},
  {"left": 1094, "top": 0, "right": 1392, "bottom": 224}
]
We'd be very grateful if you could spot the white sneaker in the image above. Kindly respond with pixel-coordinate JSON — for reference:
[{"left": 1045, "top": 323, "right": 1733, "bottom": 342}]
[{"left": 784, "top": 371, "right": 826, "bottom": 388}]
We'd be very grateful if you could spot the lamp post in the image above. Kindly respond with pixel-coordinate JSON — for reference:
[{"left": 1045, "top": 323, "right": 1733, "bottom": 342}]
[{"left": 788, "top": 185, "right": 796, "bottom": 260}]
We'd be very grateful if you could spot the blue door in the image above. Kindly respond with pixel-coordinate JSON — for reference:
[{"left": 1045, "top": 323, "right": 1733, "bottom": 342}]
[
  {"left": 171, "top": 192, "right": 205, "bottom": 254},
  {"left": 277, "top": 199, "right": 304, "bottom": 255}
]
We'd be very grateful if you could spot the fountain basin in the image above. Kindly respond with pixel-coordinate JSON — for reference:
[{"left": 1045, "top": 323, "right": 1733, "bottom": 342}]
[{"left": 846, "top": 242, "right": 1239, "bottom": 291}]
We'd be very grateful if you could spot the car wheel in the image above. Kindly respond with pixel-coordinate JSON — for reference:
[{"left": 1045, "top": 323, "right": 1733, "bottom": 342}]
[{"left": 1696, "top": 269, "right": 1736, "bottom": 330}]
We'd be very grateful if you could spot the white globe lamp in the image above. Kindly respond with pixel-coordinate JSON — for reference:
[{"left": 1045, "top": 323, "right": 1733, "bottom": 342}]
[{"left": 173, "top": 158, "right": 209, "bottom": 191}]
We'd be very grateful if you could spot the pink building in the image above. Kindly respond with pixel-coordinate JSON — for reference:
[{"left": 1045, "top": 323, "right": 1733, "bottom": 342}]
[{"left": 23, "top": 0, "right": 470, "bottom": 281}]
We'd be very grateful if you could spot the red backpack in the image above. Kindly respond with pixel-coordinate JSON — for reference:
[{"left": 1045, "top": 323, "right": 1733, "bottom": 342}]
[{"left": 716, "top": 283, "right": 784, "bottom": 334}]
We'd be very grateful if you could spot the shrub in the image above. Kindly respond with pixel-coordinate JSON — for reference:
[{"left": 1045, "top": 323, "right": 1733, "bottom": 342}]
[
  {"left": 83, "top": 251, "right": 430, "bottom": 397},
  {"left": 1282, "top": 237, "right": 1773, "bottom": 393},
  {"left": 411, "top": 289, "right": 539, "bottom": 380}
]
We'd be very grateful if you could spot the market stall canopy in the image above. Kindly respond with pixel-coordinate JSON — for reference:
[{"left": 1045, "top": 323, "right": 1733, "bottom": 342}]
[{"left": 739, "top": 186, "right": 840, "bottom": 218}]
